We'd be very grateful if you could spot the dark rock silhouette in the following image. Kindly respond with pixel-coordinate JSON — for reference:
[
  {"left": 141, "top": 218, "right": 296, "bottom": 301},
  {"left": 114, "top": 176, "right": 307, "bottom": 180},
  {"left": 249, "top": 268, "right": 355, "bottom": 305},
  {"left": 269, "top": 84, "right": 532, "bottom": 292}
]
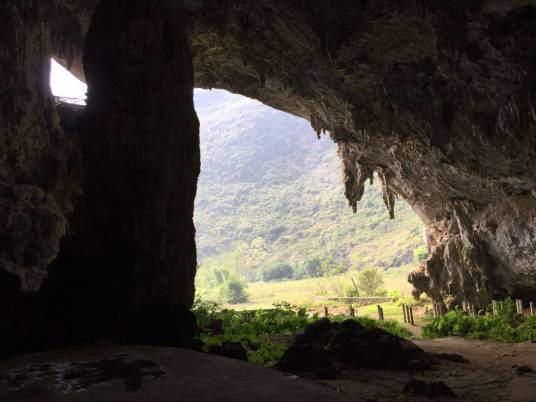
[
  {"left": 1, "top": 0, "right": 536, "bottom": 357},
  {"left": 278, "top": 319, "right": 432, "bottom": 378}
]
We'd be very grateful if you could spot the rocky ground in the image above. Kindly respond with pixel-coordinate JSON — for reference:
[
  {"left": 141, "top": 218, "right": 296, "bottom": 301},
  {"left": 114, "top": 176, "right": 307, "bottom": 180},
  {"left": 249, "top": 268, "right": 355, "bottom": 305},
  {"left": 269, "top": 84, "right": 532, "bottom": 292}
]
[
  {"left": 0, "top": 338, "right": 534, "bottom": 401},
  {"left": 320, "top": 337, "right": 536, "bottom": 402}
]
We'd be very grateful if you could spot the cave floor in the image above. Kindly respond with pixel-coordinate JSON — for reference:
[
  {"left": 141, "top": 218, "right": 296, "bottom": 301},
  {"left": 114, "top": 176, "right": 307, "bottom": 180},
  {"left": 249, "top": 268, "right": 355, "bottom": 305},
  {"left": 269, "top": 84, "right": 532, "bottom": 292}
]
[
  {"left": 0, "top": 338, "right": 535, "bottom": 402},
  {"left": 322, "top": 337, "right": 536, "bottom": 402},
  {"left": 0, "top": 343, "right": 354, "bottom": 402}
]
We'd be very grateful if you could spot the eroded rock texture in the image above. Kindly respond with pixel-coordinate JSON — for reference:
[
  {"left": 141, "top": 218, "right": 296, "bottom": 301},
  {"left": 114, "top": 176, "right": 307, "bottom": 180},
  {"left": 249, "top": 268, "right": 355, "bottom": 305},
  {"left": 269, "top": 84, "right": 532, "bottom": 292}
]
[
  {"left": 44, "top": 0, "right": 200, "bottom": 346},
  {"left": 185, "top": 0, "right": 536, "bottom": 307},
  {"left": 0, "top": 1, "right": 80, "bottom": 292},
  {"left": 1, "top": 0, "right": 536, "bottom": 357}
]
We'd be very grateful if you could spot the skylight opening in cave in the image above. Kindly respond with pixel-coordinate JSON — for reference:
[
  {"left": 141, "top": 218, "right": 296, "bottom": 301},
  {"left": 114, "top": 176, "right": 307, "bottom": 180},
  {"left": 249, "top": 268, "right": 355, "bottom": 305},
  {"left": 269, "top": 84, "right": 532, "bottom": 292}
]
[
  {"left": 193, "top": 89, "right": 427, "bottom": 309},
  {"left": 49, "top": 58, "right": 87, "bottom": 104}
]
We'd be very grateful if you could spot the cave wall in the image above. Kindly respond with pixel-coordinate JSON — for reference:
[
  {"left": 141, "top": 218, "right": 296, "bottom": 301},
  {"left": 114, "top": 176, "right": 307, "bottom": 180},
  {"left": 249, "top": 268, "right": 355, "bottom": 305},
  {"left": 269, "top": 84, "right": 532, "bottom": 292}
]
[
  {"left": 0, "top": 1, "right": 80, "bottom": 294},
  {"left": 185, "top": 0, "right": 536, "bottom": 307},
  {"left": 1, "top": 0, "right": 536, "bottom": 357},
  {"left": 43, "top": 0, "right": 200, "bottom": 345},
  {"left": 79, "top": 0, "right": 199, "bottom": 308},
  {"left": 0, "top": 0, "right": 199, "bottom": 357}
]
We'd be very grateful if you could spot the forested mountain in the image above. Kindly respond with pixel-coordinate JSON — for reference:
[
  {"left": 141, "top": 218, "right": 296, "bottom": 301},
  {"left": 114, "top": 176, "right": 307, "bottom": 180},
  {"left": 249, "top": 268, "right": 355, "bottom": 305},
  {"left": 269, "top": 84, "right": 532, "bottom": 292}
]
[{"left": 194, "top": 89, "right": 426, "bottom": 283}]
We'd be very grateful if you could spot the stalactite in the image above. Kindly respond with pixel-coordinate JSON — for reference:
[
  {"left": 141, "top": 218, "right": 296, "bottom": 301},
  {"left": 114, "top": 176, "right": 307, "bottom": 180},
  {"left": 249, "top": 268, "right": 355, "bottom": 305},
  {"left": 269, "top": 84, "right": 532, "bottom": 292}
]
[
  {"left": 338, "top": 143, "right": 373, "bottom": 213},
  {"left": 378, "top": 172, "right": 396, "bottom": 219}
]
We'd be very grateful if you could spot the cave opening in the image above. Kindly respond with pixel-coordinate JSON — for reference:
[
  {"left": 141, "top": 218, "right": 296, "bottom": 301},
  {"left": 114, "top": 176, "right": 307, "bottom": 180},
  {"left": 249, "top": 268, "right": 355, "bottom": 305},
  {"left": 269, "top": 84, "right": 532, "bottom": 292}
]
[
  {"left": 49, "top": 63, "right": 429, "bottom": 310},
  {"left": 3, "top": 2, "right": 536, "bottom": 400},
  {"left": 193, "top": 88, "right": 428, "bottom": 309}
]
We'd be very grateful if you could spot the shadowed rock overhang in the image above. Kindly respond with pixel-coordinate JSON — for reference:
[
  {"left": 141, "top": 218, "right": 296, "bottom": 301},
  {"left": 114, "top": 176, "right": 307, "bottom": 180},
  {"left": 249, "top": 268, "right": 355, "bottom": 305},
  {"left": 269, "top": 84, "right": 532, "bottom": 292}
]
[{"left": 1, "top": 0, "right": 536, "bottom": 357}]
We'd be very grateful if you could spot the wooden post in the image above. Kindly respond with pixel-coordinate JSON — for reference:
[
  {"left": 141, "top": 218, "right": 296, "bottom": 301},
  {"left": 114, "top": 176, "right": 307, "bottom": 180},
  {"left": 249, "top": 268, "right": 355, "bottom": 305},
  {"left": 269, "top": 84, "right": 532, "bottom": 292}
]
[
  {"left": 462, "top": 301, "right": 466, "bottom": 313},
  {"left": 492, "top": 300, "right": 497, "bottom": 316},
  {"left": 402, "top": 304, "right": 407, "bottom": 323},
  {"left": 516, "top": 299, "right": 523, "bottom": 315},
  {"left": 324, "top": 306, "right": 329, "bottom": 317},
  {"left": 530, "top": 302, "right": 534, "bottom": 317},
  {"left": 350, "top": 277, "right": 359, "bottom": 296},
  {"left": 349, "top": 305, "right": 355, "bottom": 317},
  {"left": 409, "top": 306, "right": 415, "bottom": 325},
  {"left": 377, "top": 305, "right": 382, "bottom": 320},
  {"left": 432, "top": 303, "right": 437, "bottom": 318}
]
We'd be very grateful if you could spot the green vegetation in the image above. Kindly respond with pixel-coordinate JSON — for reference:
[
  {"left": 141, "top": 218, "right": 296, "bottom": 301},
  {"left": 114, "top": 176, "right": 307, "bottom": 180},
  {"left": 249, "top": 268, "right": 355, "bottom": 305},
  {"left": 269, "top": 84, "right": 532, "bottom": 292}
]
[
  {"left": 413, "top": 246, "right": 429, "bottom": 262},
  {"left": 422, "top": 299, "right": 536, "bottom": 342},
  {"left": 194, "top": 300, "right": 411, "bottom": 367},
  {"left": 220, "top": 278, "right": 249, "bottom": 304},
  {"left": 356, "top": 267, "right": 385, "bottom": 296},
  {"left": 194, "top": 89, "right": 426, "bottom": 305}
]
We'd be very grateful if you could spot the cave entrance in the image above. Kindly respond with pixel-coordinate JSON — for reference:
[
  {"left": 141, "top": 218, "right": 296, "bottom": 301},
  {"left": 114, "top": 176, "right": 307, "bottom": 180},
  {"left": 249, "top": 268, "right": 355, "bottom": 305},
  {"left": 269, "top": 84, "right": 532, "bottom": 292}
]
[
  {"left": 49, "top": 61, "right": 428, "bottom": 311},
  {"left": 49, "top": 58, "right": 428, "bottom": 314},
  {"left": 193, "top": 88, "right": 427, "bottom": 311}
]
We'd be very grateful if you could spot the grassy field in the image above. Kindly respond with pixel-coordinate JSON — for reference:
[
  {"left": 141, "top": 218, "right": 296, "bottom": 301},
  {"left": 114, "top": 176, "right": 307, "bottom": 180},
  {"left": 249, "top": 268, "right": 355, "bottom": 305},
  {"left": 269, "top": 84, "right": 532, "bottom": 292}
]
[{"left": 224, "top": 264, "right": 415, "bottom": 310}]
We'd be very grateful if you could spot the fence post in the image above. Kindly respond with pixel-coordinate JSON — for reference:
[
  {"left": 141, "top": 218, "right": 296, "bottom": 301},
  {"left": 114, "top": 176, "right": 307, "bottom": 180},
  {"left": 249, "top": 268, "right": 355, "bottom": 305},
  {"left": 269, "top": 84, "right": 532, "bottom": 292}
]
[
  {"left": 324, "top": 306, "right": 329, "bottom": 317},
  {"left": 516, "top": 299, "right": 523, "bottom": 315},
  {"left": 402, "top": 304, "right": 407, "bottom": 323},
  {"left": 409, "top": 306, "right": 415, "bottom": 325},
  {"left": 349, "top": 305, "right": 355, "bottom": 317},
  {"left": 377, "top": 305, "right": 382, "bottom": 320},
  {"left": 492, "top": 300, "right": 497, "bottom": 316}
]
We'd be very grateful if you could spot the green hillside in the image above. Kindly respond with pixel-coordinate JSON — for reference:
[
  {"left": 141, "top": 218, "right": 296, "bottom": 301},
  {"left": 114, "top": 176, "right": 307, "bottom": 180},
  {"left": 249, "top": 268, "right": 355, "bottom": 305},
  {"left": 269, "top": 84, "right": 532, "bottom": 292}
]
[{"left": 193, "top": 89, "right": 426, "bottom": 303}]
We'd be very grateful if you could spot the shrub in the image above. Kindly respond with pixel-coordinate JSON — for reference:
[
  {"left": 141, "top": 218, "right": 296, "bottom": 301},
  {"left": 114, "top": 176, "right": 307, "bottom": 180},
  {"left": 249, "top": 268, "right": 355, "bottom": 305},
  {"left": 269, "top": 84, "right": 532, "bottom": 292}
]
[
  {"left": 343, "top": 283, "right": 359, "bottom": 297},
  {"left": 421, "top": 299, "right": 534, "bottom": 342},
  {"left": 413, "top": 246, "right": 429, "bottom": 262},
  {"left": 356, "top": 267, "right": 385, "bottom": 296},
  {"left": 193, "top": 299, "right": 412, "bottom": 367},
  {"left": 220, "top": 279, "right": 249, "bottom": 304},
  {"left": 295, "top": 257, "right": 323, "bottom": 279},
  {"left": 262, "top": 262, "right": 294, "bottom": 282}
]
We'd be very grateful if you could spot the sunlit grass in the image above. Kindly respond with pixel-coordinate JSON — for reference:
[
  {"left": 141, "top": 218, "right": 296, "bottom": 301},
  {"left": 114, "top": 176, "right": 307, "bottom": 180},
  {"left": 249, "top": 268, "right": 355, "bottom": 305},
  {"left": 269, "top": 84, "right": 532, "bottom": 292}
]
[{"left": 224, "top": 264, "right": 415, "bottom": 310}]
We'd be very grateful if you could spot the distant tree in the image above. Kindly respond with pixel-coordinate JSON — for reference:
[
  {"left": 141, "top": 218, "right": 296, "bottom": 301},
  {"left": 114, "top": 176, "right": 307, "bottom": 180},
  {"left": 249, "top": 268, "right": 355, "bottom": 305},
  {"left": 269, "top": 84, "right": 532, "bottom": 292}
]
[
  {"left": 220, "top": 278, "right": 249, "bottom": 304},
  {"left": 320, "top": 255, "right": 345, "bottom": 276},
  {"left": 356, "top": 268, "right": 384, "bottom": 296},
  {"left": 296, "top": 257, "right": 323, "bottom": 279},
  {"left": 413, "top": 246, "right": 429, "bottom": 262},
  {"left": 262, "top": 262, "right": 294, "bottom": 282}
]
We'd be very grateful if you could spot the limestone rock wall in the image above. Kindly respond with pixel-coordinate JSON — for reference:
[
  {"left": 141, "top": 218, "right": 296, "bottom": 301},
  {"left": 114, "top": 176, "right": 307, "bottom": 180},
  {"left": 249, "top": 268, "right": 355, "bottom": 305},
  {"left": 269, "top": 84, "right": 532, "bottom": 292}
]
[
  {"left": 185, "top": 0, "right": 536, "bottom": 306},
  {"left": 0, "top": 1, "right": 79, "bottom": 292},
  {"left": 2, "top": 0, "right": 536, "bottom": 357},
  {"left": 78, "top": 0, "right": 200, "bottom": 309}
]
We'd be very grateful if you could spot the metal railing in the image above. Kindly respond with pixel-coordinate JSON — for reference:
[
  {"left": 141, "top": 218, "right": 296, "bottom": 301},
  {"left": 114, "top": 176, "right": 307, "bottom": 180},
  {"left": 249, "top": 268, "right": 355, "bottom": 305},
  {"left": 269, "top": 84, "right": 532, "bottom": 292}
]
[{"left": 54, "top": 96, "right": 86, "bottom": 107}]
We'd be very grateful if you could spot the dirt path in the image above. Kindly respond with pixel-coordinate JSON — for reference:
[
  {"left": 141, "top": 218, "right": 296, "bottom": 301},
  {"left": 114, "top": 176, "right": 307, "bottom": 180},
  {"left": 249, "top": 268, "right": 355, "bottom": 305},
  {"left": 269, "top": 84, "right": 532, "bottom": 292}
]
[{"left": 320, "top": 337, "right": 536, "bottom": 402}]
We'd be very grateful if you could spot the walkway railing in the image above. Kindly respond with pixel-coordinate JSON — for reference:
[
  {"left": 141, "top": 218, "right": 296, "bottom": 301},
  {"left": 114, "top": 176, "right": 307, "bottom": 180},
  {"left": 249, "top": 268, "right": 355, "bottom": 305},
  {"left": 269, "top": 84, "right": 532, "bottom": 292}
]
[
  {"left": 54, "top": 96, "right": 86, "bottom": 108},
  {"left": 314, "top": 296, "right": 393, "bottom": 305}
]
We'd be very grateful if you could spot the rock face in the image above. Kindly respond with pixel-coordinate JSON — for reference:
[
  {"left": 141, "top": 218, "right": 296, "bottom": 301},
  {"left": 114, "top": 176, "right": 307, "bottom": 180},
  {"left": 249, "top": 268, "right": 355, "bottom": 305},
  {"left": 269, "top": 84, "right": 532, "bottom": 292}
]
[
  {"left": 0, "top": 1, "right": 71, "bottom": 293},
  {"left": 186, "top": 0, "right": 536, "bottom": 307},
  {"left": 278, "top": 318, "right": 432, "bottom": 379},
  {"left": 1, "top": 0, "right": 536, "bottom": 355},
  {"left": 44, "top": 0, "right": 200, "bottom": 346}
]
